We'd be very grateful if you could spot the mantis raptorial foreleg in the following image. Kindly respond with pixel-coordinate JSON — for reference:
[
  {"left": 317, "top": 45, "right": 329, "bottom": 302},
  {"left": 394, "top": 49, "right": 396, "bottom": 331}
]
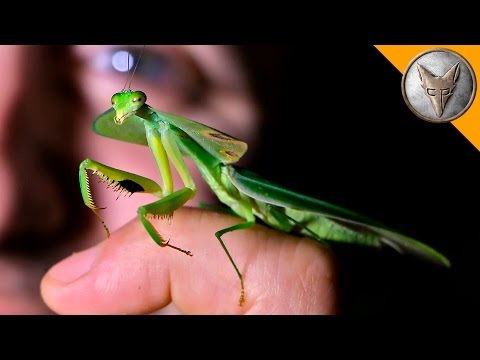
[
  {"left": 79, "top": 158, "right": 163, "bottom": 236},
  {"left": 138, "top": 187, "right": 195, "bottom": 256},
  {"left": 79, "top": 158, "right": 192, "bottom": 255}
]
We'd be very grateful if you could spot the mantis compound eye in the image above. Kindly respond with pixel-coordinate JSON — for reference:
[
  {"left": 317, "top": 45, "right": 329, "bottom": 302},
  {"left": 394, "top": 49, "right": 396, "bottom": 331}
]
[
  {"left": 111, "top": 93, "right": 121, "bottom": 106},
  {"left": 131, "top": 91, "right": 147, "bottom": 105}
]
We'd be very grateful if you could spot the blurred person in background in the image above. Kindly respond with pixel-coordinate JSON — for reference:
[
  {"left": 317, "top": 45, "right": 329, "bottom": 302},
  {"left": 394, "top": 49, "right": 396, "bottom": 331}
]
[{"left": 0, "top": 45, "right": 336, "bottom": 314}]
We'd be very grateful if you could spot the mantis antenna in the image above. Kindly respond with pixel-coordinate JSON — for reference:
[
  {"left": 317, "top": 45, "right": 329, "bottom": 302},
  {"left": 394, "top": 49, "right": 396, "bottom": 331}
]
[
  {"left": 121, "top": 45, "right": 131, "bottom": 91},
  {"left": 121, "top": 45, "right": 146, "bottom": 91}
]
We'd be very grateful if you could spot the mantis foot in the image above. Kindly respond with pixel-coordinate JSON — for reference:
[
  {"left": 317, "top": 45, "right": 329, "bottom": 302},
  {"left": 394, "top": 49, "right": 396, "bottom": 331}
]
[
  {"left": 239, "top": 288, "right": 245, "bottom": 307},
  {"left": 164, "top": 239, "right": 193, "bottom": 257}
]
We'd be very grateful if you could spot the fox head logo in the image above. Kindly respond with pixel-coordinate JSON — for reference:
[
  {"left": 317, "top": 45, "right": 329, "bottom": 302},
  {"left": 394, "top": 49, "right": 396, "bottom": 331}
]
[{"left": 417, "top": 62, "right": 460, "bottom": 117}]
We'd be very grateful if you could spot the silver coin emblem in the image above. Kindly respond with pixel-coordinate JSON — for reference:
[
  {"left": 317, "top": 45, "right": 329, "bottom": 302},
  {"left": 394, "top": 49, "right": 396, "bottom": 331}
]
[{"left": 402, "top": 48, "right": 476, "bottom": 123}]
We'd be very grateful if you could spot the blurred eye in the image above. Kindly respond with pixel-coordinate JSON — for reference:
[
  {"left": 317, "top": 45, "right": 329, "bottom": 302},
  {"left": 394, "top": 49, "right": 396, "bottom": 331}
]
[
  {"left": 92, "top": 47, "right": 172, "bottom": 84},
  {"left": 110, "top": 50, "right": 134, "bottom": 72},
  {"left": 80, "top": 46, "right": 207, "bottom": 105}
]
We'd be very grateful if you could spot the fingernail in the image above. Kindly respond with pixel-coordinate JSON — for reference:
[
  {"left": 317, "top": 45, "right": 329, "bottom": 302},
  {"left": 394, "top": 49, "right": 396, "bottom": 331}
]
[{"left": 48, "top": 246, "right": 100, "bottom": 284}]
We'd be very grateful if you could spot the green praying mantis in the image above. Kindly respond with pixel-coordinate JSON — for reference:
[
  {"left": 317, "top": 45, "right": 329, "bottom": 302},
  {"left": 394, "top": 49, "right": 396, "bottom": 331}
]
[{"left": 79, "top": 65, "right": 451, "bottom": 307}]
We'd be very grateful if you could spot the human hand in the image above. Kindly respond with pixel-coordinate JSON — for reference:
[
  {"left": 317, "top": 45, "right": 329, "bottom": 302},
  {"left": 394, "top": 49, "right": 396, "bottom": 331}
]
[{"left": 41, "top": 207, "right": 337, "bottom": 314}]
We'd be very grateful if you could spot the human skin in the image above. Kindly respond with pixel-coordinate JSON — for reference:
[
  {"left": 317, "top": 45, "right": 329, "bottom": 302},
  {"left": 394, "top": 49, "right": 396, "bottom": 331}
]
[{"left": 41, "top": 207, "right": 337, "bottom": 314}]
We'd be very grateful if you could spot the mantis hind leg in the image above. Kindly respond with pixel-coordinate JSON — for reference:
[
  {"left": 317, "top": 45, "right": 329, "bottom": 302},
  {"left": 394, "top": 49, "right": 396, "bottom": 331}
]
[
  {"left": 215, "top": 202, "right": 256, "bottom": 306},
  {"left": 138, "top": 187, "right": 196, "bottom": 256}
]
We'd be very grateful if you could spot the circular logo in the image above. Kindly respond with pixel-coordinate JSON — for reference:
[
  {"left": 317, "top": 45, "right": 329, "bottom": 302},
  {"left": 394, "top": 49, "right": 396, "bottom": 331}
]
[{"left": 401, "top": 48, "right": 476, "bottom": 123}]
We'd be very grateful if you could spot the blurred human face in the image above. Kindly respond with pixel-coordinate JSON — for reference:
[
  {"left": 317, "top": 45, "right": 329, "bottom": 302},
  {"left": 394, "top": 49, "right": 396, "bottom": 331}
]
[{"left": 73, "top": 46, "right": 259, "bottom": 233}]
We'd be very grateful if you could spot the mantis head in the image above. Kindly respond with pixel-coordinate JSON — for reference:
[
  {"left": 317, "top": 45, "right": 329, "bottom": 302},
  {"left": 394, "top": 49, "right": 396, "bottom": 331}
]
[{"left": 111, "top": 90, "right": 147, "bottom": 124}]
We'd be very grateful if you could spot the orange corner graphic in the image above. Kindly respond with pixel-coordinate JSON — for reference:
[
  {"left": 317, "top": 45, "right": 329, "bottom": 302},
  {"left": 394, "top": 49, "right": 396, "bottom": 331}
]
[{"left": 375, "top": 45, "right": 480, "bottom": 151}]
